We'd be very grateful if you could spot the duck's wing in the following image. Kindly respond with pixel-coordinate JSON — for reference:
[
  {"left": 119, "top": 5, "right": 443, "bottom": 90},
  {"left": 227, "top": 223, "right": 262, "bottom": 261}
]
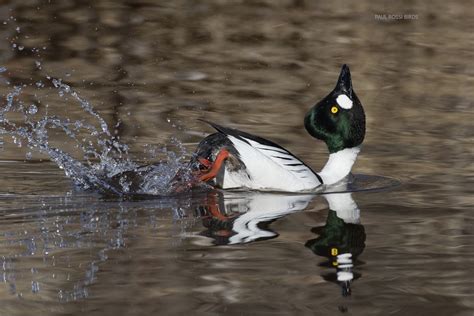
[{"left": 205, "top": 121, "right": 323, "bottom": 190}]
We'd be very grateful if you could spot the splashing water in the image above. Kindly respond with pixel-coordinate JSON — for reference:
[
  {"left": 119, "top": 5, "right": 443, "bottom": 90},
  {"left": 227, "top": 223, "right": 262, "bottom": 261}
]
[{"left": 0, "top": 71, "right": 193, "bottom": 196}]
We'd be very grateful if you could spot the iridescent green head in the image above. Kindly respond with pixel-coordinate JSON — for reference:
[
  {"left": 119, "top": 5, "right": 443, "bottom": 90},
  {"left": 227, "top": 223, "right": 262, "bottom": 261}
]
[{"left": 304, "top": 65, "right": 366, "bottom": 153}]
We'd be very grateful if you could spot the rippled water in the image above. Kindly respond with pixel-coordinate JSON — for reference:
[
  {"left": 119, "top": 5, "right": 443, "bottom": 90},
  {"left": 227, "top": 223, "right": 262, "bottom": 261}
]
[{"left": 0, "top": 1, "right": 472, "bottom": 315}]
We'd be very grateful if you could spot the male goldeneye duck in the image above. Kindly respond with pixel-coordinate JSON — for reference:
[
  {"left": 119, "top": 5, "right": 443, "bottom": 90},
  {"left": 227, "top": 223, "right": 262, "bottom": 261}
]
[{"left": 191, "top": 64, "right": 366, "bottom": 192}]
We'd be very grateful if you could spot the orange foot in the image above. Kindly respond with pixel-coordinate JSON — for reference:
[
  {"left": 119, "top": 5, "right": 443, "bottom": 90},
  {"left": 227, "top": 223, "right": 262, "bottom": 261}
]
[
  {"left": 199, "top": 149, "right": 230, "bottom": 182},
  {"left": 198, "top": 157, "right": 212, "bottom": 169},
  {"left": 206, "top": 192, "right": 231, "bottom": 221}
]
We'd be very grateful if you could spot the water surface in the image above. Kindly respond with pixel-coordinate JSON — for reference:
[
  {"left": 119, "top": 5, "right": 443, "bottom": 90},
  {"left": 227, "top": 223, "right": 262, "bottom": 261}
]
[{"left": 0, "top": 1, "right": 472, "bottom": 315}]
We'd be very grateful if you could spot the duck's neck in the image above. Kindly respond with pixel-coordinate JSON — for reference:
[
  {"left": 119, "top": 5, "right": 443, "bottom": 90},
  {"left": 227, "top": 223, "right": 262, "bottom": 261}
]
[{"left": 319, "top": 147, "right": 360, "bottom": 185}]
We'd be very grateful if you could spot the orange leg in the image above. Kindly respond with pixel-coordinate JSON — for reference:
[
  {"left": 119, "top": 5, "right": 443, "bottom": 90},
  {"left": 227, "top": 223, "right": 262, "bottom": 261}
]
[
  {"left": 199, "top": 149, "right": 230, "bottom": 182},
  {"left": 205, "top": 192, "right": 230, "bottom": 221},
  {"left": 207, "top": 201, "right": 229, "bottom": 221},
  {"left": 198, "top": 157, "right": 212, "bottom": 169}
]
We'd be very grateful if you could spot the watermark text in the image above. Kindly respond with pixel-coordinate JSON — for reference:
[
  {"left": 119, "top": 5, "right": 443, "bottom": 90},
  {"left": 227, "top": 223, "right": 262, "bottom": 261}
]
[{"left": 374, "top": 14, "right": 419, "bottom": 21}]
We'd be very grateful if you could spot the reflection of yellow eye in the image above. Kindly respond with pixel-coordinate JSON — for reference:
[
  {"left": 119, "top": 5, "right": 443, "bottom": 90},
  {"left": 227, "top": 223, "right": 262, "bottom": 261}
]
[{"left": 331, "top": 106, "right": 339, "bottom": 114}]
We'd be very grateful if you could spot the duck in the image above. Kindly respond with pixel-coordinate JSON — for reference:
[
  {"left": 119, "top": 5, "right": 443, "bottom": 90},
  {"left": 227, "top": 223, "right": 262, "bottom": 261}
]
[{"left": 190, "top": 64, "right": 366, "bottom": 192}]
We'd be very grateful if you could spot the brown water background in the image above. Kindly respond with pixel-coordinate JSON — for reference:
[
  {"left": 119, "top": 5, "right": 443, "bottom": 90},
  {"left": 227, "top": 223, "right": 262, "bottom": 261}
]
[{"left": 0, "top": 1, "right": 472, "bottom": 315}]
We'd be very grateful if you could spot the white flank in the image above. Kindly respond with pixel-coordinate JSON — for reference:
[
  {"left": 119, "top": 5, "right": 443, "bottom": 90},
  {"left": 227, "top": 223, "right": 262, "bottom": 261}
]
[
  {"left": 318, "top": 147, "right": 360, "bottom": 185},
  {"left": 336, "top": 94, "right": 353, "bottom": 109},
  {"left": 222, "top": 136, "right": 321, "bottom": 192},
  {"left": 324, "top": 193, "right": 360, "bottom": 224}
]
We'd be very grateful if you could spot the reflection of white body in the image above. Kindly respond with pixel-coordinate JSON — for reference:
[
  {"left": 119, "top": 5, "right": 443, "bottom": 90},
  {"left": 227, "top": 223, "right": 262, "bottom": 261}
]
[
  {"left": 219, "top": 193, "right": 315, "bottom": 244},
  {"left": 220, "top": 191, "right": 361, "bottom": 285},
  {"left": 221, "top": 190, "right": 360, "bottom": 246},
  {"left": 324, "top": 192, "right": 360, "bottom": 224}
]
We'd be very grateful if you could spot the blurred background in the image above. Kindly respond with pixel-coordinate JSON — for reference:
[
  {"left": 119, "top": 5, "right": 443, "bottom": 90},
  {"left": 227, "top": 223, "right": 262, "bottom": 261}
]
[{"left": 0, "top": 1, "right": 472, "bottom": 315}]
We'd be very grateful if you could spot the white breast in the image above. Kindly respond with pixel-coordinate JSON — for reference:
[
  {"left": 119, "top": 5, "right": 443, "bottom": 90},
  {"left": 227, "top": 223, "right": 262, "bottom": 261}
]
[{"left": 221, "top": 136, "right": 321, "bottom": 192}]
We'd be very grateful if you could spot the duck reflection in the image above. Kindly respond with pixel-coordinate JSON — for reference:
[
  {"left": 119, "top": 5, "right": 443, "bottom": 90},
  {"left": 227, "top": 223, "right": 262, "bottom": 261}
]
[
  {"left": 197, "top": 190, "right": 366, "bottom": 299},
  {"left": 196, "top": 191, "right": 316, "bottom": 245},
  {"left": 305, "top": 193, "right": 366, "bottom": 297}
]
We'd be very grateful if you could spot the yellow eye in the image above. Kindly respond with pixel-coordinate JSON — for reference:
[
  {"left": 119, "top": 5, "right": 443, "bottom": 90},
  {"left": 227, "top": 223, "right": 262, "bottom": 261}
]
[{"left": 331, "top": 106, "right": 339, "bottom": 114}]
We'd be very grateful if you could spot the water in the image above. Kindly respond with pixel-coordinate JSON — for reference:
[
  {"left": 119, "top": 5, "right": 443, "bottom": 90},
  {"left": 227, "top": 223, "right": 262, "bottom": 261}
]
[
  {"left": 0, "top": 1, "right": 473, "bottom": 315},
  {"left": 0, "top": 74, "right": 193, "bottom": 196}
]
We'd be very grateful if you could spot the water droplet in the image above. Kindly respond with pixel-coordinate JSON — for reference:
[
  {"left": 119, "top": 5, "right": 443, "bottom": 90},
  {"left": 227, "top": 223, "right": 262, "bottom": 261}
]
[
  {"left": 25, "top": 152, "right": 32, "bottom": 160},
  {"left": 31, "top": 281, "right": 40, "bottom": 293},
  {"left": 176, "top": 71, "right": 207, "bottom": 81},
  {"left": 15, "top": 26, "right": 20, "bottom": 32},
  {"left": 0, "top": 66, "right": 6, "bottom": 73},
  {"left": 28, "top": 104, "right": 37, "bottom": 115},
  {"left": 18, "top": 46, "right": 24, "bottom": 51}
]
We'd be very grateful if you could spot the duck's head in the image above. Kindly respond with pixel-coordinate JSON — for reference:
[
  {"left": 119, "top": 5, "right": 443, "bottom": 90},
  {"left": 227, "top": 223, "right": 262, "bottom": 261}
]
[{"left": 304, "top": 65, "right": 365, "bottom": 153}]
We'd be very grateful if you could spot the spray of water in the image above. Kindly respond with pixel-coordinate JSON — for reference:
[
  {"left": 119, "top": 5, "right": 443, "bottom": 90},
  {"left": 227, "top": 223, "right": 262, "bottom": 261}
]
[{"left": 0, "top": 71, "right": 195, "bottom": 196}]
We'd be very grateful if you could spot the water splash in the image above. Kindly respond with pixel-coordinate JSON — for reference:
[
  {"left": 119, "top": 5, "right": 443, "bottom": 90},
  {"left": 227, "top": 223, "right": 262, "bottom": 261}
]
[{"left": 0, "top": 73, "right": 193, "bottom": 196}]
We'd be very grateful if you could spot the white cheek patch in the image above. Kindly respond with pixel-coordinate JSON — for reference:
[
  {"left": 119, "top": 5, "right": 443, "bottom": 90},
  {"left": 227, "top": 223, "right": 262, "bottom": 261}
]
[{"left": 336, "top": 94, "right": 353, "bottom": 109}]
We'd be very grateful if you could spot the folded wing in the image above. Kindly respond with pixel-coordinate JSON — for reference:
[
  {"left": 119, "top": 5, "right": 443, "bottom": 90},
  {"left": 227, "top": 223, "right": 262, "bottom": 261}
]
[{"left": 206, "top": 122, "right": 322, "bottom": 191}]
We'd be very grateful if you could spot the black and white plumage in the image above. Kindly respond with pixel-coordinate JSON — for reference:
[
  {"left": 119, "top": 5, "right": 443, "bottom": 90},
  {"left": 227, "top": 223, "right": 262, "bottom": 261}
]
[
  {"left": 191, "top": 122, "right": 323, "bottom": 192},
  {"left": 192, "top": 64, "right": 366, "bottom": 193},
  {"left": 198, "top": 189, "right": 360, "bottom": 245},
  {"left": 199, "top": 192, "right": 316, "bottom": 245}
]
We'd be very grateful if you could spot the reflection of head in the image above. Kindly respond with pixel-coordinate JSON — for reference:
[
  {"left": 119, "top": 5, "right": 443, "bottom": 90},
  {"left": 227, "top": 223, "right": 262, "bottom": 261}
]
[
  {"left": 306, "top": 192, "right": 364, "bottom": 257},
  {"left": 305, "top": 192, "right": 366, "bottom": 297},
  {"left": 305, "top": 209, "right": 366, "bottom": 261}
]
